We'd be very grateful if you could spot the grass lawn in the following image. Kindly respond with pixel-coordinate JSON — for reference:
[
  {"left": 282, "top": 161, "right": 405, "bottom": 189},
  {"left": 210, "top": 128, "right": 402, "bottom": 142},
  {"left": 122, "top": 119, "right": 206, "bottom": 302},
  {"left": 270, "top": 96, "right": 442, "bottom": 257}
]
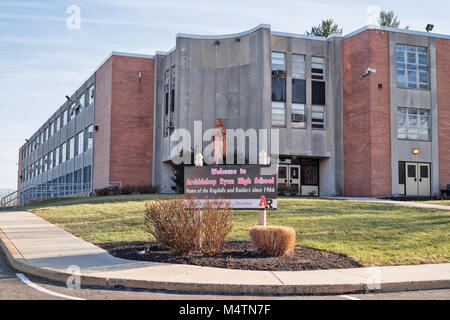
[{"left": 19, "top": 195, "right": 450, "bottom": 267}]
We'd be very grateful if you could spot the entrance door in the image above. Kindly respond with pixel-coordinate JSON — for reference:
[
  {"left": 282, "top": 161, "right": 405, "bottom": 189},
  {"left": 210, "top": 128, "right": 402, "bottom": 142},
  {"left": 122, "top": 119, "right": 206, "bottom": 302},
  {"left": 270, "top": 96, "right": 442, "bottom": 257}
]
[
  {"left": 289, "top": 165, "right": 301, "bottom": 195},
  {"left": 405, "top": 162, "right": 418, "bottom": 196},
  {"left": 418, "top": 163, "right": 430, "bottom": 196},
  {"left": 278, "top": 165, "right": 288, "bottom": 193},
  {"left": 405, "top": 162, "right": 431, "bottom": 196}
]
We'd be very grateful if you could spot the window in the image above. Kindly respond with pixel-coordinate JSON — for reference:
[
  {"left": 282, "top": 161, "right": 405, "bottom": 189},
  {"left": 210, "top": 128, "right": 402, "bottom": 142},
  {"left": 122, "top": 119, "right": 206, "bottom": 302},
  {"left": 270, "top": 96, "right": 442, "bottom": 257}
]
[
  {"left": 271, "top": 77, "right": 286, "bottom": 101},
  {"left": 62, "top": 110, "right": 68, "bottom": 126},
  {"left": 77, "top": 94, "right": 85, "bottom": 114},
  {"left": 396, "top": 44, "right": 428, "bottom": 89},
  {"left": 292, "top": 79, "right": 306, "bottom": 103},
  {"left": 49, "top": 151, "right": 53, "bottom": 169},
  {"left": 311, "top": 105, "right": 325, "bottom": 129},
  {"left": 164, "top": 69, "right": 170, "bottom": 91},
  {"left": 55, "top": 147, "right": 59, "bottom": 166},
  {"left": 292, "top": 54, "right": 305, "bottom": 79},
  {"left": 55, "top": 116, "right": 60, "bottom": 132},
  {"left": 85, "top": 125, "right": 93, "bottom": 151},
  {"left": 271, "top": 52, "right": 285, "bottom": 75},
  {"left": 311, "top": 57, "right": 324, "bottom": 80},
  {"left": 69, "top": 137, "right": 75, "bottom": 159},
  {"left": 70, "top": 103, "right": 76, "bottom": 121},
  {"left": 171, "top": 65, "right": 176, "bottom": 87},
  {"left": 61, "top": 142, "right": 66, "bottom": 163},
  {"left": 44, "top": 127, "right": 48, "bottom": 141},
  {"left": 301, "top": 165, "right": 319, "bottom": 186},
  {"left": 398, "top": 161, "right": 406, "bottom": 184},
  {"left": 312, "top": 81, "right": 325, "bottom": 105},
  {"left": 83, "top": 166, "right": 92, "bottom": 186},
  {"left": 397, "top": 107, "right": 430, "bottom": 140},
  {"left": 49, "top": 122, "right": 54, "bottom": 137},
  {"left": 76, "top": 131, "right": 84, "bottom": 156},
  {"left": 271, "top": 102, "right": 285, "bottom": 127},
  {"left": 292, "top": 104, "right": 306, "bottom": 128},
  {"left": 43, "top": 155, "right": 48, "bottom": 172},
  {"left": 40, "top": 132, "right": 43, "bottom": 145},
  {"left": 88, "top": 85, "right": 95, "bottom": 105}
]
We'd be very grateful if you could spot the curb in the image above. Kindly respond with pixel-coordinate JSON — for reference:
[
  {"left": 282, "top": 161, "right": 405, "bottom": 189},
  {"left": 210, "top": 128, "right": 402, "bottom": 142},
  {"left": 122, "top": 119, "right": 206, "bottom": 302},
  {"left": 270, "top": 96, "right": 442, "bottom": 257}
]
[{"left": 1, "top": 229, "right": 449, "bottom": 295}]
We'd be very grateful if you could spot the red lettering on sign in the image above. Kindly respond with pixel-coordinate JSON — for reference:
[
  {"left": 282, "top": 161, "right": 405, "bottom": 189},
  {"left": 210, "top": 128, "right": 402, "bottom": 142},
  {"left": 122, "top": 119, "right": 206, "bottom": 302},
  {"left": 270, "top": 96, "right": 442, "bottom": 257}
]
[{"left": 258, "top": 195, "right": 268, "bottom": 208}]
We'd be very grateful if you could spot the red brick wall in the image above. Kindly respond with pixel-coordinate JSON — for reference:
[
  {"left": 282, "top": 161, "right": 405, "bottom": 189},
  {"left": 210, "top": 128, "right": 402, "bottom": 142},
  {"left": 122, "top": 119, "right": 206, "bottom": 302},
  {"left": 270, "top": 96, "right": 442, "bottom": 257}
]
[
  {"left": 93, "top": 57, "right": 113, "bottom": 185},
  {"left": 342, "top": 29, "right": 391, "bottom": 197},
  {"left": 436, "top": 38, "right": 450, "bottom": 190},
  {"left": 109, "top": 55, "right": 154, "bottom": 186}
]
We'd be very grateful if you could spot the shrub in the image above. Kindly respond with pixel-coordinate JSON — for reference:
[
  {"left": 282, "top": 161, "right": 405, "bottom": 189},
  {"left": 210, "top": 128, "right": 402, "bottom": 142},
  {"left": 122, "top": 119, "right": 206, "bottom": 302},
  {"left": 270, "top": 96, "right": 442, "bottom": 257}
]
[
  {"left": 144, "top": 199, "right": 201, "bottom": 256},
  {"left": 94, "top": 184, "right": 159, "bottom": 196},
  {"left": 199, "top": 199, "right": 233, "bottom": 257},
  {"left": 249, "top": 226, "right": 296, "bottom": 256}
]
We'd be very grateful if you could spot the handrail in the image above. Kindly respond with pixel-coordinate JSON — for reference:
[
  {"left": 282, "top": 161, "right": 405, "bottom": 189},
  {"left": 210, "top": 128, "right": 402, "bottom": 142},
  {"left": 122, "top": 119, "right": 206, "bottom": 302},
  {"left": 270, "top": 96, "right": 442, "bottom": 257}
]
[{"left": 0, "top": 181, "right": 122, "bottom": 208}]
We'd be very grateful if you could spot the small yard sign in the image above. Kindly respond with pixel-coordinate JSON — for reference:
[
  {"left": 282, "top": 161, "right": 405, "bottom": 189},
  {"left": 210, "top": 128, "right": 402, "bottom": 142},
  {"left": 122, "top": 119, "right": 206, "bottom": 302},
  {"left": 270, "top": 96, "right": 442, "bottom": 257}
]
[{"left": 184, "top": 165, "right": 277, "bottom": 210}]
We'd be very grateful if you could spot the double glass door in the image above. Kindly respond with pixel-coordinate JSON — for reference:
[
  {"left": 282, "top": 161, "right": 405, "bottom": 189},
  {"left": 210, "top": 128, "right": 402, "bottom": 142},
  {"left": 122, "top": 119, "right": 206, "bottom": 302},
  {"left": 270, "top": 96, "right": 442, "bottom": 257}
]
[
  {"left": 278, "top": 165, "right": 300, "bottom": 195},
  {"left": 405, "top": 162, "right": 430, "bottom": 196}
]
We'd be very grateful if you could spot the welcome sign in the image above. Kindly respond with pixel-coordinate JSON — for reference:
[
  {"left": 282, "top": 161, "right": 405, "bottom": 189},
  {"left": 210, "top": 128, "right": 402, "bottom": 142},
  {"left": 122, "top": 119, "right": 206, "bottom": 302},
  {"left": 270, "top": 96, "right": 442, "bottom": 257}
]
[{"left": 184, "top": 165, "right": 277, "bottom": 209}]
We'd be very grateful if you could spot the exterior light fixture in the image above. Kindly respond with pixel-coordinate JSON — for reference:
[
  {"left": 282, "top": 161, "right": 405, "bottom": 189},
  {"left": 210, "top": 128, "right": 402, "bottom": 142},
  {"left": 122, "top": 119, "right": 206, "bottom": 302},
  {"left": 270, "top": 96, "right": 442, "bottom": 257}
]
[
  {"left": 426, "top": 24, "right": 434, "bottom": 32},
  {"left": 412, "top": 148, "right": 421, "bottom": 155},
  {"left": 138, "top": 72, "right": 142, "bottom": 80},
  {"left": 360, "top": 67, "right": 377, "bottom": 78}
]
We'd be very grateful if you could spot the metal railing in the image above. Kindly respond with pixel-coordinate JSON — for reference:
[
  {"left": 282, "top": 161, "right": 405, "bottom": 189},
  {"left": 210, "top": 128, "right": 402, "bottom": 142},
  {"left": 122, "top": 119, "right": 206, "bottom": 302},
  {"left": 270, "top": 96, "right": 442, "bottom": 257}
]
[{"left": 0, "top": 181, "right": 122, "bottom": 208}]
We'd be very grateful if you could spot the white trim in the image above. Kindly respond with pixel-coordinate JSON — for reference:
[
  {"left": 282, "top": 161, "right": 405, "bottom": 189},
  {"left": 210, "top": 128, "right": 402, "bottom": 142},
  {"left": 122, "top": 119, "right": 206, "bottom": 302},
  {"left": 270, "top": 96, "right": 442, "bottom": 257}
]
[{"left": 176, "top": 23, "right": 270, "bottom": 40}]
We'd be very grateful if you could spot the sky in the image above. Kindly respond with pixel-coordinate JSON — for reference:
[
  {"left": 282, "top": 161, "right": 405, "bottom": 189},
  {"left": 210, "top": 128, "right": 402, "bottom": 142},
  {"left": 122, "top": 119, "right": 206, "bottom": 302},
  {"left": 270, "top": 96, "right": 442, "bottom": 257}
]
[{"left": 0, "top": 0, "right": 449, "bottom": 190}]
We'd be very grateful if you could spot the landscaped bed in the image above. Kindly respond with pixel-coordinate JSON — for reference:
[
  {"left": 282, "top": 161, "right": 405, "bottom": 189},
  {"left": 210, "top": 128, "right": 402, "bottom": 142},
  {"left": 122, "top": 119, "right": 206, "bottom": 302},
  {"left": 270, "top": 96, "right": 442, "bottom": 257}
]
[
  {"left": 21, "top": 194, "right": 450, "bottom": 267},
  {"left": 100, "top": 241, "right": 360, "bottom": 271}
]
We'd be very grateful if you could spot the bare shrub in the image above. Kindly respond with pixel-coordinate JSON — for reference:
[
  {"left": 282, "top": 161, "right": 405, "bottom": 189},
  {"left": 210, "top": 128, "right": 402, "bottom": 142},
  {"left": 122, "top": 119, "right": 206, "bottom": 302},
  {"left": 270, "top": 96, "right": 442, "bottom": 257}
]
[
  {"left": 249, "top": 226, "right": 296, "bottom": 256},
  {"left": 144, "top": 199, "right": 201, "bottom": 256},
  {"left": 199, "top": 199, "right": 233, "bottom": 257}
]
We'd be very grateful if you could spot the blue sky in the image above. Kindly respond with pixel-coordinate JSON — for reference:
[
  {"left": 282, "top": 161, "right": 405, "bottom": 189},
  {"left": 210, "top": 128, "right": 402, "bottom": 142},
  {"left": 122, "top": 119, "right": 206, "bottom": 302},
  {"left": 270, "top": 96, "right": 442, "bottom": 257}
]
[{"left": 0, "top": 0, "right": 449, "bottom": 189}]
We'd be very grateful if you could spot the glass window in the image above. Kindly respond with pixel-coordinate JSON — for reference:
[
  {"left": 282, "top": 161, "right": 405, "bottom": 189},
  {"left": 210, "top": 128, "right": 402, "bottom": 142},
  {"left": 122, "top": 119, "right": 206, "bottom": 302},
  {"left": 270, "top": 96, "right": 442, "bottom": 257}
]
[
  {"left": 397, "top": 107, "right": 430, "bottom": 140},
  {"left": 55, "top": 116, "right": 60, "bottom": 132},
  {"left": 164, "top": 69, "right": 170, "bottom": 91},
  {"left": 77, "top": 94, "right": 85, "bottom": 114},
  {"left": 301, "top": 165, "right": 319, "bottom": 185},
  {"left": 43, "top": 155, "right": 47, "bottom": 172},
  {"left": 292, "top": 79, "right": 306, "bottom": 103},
  {"left": 292, "top": 103, "right": 305, "bottom": 128},
  {"left": 271, "top": 52, "right": 285, "bottom": 74},
  {"left": 88, "top": 85, "right": 95, "bottom": 105},
  {"left": 55, "top": 147, "right": 59, "bottom": 166},
  {"left": 49, "top": 151, "right": 53, "bottom": 169},
  {"left": 61, "top": 142, "right": 66, "bottom": 163},
  {"left": 171, "top": 65, "right": 176, "bottom": 87},
  {"left": 69, "top": 137, "right": 75, "bottom": 159},
  {"left": 62, "top": 110, "right": 68, "bottom": 126},
  {"left": 312, "top": 105, "right": 325, "bottom": 129},
  {"left": 271, "top": 102, "right": 285, "bottom": 127},
  {"left": 396, "top": 44, "right": 428, "bottom": 89},
  {"left": 49, "top": 122, "right": 54, "bottom": 137},
  {"left": 70, "top": 103, "right": 76, "bottom": 120},
  {"left": 292, "top": 54, "right": 305, "bottom": 79},
  {"left": 271, "top": 77, "right": 286, "bottom": 102},
  {"left": 312, "top": 81, "right": 325, "bottom": 105},
  {"left": 76, "top": 131, "right": 84, "bottom": 156},
  {"left": 85, "top": 125, "right": 93, "bottom": 150},
  {"left": 311, "top": 57, "right": 324, "bottom": 80}
]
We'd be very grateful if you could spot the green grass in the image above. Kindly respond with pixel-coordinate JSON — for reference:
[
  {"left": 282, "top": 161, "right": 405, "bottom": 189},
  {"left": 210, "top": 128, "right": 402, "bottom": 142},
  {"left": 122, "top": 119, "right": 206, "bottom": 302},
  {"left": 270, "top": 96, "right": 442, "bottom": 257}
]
[{"left": 21, "top": 195, "right": 450, "bottom": 267}]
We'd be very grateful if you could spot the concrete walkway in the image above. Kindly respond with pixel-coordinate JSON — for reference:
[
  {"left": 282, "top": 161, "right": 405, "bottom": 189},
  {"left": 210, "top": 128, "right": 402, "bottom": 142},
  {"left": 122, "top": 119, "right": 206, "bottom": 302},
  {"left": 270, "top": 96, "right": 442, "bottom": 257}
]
[
  {"left": 326, "top": 197, "right": 450, "bottom": 211},
  {"left": 0, "top": 211, "right": 449, "bottom": 295}
]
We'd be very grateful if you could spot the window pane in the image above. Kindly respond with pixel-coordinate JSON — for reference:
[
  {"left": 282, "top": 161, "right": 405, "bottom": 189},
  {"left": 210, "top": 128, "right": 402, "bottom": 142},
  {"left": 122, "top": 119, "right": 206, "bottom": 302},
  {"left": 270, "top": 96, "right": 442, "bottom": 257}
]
[
  {"left": 312, "top": 81, "right": 325, "bottom": 105},
  {"left": 291, "top": 54, "right": 305, "bottom": 78},
  {"left": 292, "top": 103, "right": 305, "bottom": 128},
  {"left": 271, "top": 52, "right": 285, "bottom": 72},
  {"left": 396, "top": 51, "right": 404, "bottom": 63},
  {"left": 397, "top": 108, "right": 407, "bottom": 139},
  {"left": 311, "top": 105, "right": 325, "bottom": 129},
  {"left": 271, "top": 102, "right": 285, "bottom": 126},
  {"left": 418, "top": 54, "right": 427, "bottom": 65},
  {"left": 271, "top": 77, "right": 286, "bottom": 102},
  {"left": 407, "top": 52, "right": 416, "bottom": 64},
  {"left": 292, "top": 79, "right": 306, "bottom": 103},
  {"left": 88, "top": 85, "right": 95, "bottom": 105},
  {"left": 396, "top": 69, "right": 405, "bottom": 82}
]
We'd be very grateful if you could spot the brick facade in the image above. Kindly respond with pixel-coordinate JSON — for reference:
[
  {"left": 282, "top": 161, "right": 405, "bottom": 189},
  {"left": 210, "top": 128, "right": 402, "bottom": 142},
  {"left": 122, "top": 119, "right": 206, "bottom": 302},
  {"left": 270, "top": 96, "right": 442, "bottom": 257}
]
[
  {"left": 436, "top": 38, "right": 450, "bottom": 190},
  {"left": 93, "top": 55, "right": 154, "bottom": 186},
  {"left": 343, "top": 29, "right": 391, "bottom": 197}
]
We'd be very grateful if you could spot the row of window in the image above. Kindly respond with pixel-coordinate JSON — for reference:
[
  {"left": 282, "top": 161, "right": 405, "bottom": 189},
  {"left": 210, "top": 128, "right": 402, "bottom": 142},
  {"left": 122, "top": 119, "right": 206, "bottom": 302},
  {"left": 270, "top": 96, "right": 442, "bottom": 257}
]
[
  {"left": 22, "top": 126, "right": 94, "bottom": 182},
  {"left": 271, "top": 52, "right": 325, "bottom": 129},
  {"left": 22, "top": 84, "right": 95, "bottom": 160}
]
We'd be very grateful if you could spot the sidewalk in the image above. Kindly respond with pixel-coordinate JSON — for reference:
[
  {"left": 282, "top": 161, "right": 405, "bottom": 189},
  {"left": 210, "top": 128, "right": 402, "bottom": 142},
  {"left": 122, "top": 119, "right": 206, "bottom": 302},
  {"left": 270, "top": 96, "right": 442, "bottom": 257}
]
[
  {"left": 326, "top": 197, "right": 450, "bottom": 211},
  {"left": 1, "top": 211, "right": 449, "bottom": 295}
]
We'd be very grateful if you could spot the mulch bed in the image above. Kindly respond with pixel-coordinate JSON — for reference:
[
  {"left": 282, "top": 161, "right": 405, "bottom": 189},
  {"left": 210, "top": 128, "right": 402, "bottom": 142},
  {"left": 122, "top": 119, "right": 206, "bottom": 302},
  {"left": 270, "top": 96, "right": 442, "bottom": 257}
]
[{"left": 100, "top": 241, "right": 360, "bottom": 271}]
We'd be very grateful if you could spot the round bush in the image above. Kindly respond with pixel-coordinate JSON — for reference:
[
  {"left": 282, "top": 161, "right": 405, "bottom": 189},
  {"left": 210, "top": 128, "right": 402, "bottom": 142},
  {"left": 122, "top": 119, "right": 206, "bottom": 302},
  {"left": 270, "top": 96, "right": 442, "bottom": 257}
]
[{"left": 249, "top": 226, "right": 296, "bottom": 256}]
